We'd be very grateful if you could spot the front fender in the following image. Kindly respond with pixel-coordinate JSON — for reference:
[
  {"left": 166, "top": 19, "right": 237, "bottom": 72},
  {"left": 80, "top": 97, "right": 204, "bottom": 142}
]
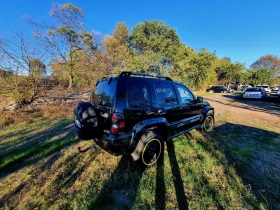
[{"left": 202, "top": 106, "right": 214, "bottom": 121}]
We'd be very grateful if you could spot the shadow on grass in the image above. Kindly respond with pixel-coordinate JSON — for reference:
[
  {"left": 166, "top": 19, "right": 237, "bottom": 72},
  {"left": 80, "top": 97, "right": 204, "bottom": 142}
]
[
  {"left": 0, "top": 119, "right": 78, "bottom": 180},
  {"left": 0, "top": 118, "right": 72, "bottom": 153},
  {"left": 89, "top": 155, "right": 145, "bottom": 209},
  {"left": 165, "top": 139, "right": 189, "bottom": 210},
  {"left": 207, "top": 94, "right": 280, "bottom": 117},
  {"left": 90, "top": 136, "right": 191, "bottom": 210},
  {"left": 91, "top": 123, "right": 280, "bottom": 209},
  {"left": 205, "top": 123, "right": 280, "bottom": 208}
]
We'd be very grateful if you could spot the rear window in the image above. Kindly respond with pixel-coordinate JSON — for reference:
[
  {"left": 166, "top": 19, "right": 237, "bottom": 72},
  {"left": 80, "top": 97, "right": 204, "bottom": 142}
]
[
  {"left": 91, "top": 79, "right": 116, "bottom": 107},
  {"left": 245, "top": 88, "right": 263, "bottom": 92},
  {"left": 257, "top": 85, "right": 269, "bottom": 88}
]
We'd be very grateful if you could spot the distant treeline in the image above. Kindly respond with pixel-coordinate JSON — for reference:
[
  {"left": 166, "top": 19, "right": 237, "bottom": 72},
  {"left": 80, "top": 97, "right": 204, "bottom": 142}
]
[{"left": 0, "top": 3, "right": 279, "bottom": 105}]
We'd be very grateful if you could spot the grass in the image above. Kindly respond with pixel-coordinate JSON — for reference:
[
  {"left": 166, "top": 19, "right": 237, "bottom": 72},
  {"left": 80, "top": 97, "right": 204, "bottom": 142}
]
[{"left": 0, "top": 100, "right": 279, "bottom": 209}]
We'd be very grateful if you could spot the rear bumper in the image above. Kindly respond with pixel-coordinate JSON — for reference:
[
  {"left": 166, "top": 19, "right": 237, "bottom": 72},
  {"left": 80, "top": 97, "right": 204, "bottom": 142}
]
[
  {"left": 94, "top": 132, "right": 133, "bottom": 156},
  {"left": 243, "top": 94, "right": 265, "bottom": 99}
]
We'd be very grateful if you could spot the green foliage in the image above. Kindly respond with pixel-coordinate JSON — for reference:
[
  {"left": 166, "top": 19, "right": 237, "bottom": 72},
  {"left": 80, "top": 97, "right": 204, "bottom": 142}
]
[
  {"left": 215, "top": 58, "right": 245, "bottom": 84},
  {"left": 130, "top": 20, "right": 182, "bottom": 74},
  {"left": 241, "top": 68, "right": 272, "bottom": 86},
  {"left": 113, "top": 22, "right": 129, "bottom": 45},
  {"left": 176, "top": 48, "right": 217, "bottom": 89},
  {"left": 31, "top": 4, "right": 278, "bottom": 91},
  {"left": 131, "top": 20, "right": 181, "bottom": 56}
]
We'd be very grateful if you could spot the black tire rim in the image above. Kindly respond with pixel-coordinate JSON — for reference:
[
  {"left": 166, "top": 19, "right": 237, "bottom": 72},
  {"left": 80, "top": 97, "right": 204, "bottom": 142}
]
[
  {"left": 142, "top": 139, "right": 162, "bottom": 166},
  {"left": 204, "top": 116, "right": 214, "bottom": 132}
]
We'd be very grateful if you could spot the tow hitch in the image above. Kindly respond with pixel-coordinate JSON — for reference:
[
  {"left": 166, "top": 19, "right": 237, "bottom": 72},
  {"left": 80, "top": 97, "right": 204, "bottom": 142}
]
[{"left": 78, "top": 143, "right": 97, "bottom": 153}]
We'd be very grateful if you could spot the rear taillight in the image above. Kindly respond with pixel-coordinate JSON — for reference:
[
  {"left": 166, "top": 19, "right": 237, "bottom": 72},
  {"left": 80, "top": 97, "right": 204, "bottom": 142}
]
[{"left": 110, "top": 113, "right": 125, "bottom": 134}]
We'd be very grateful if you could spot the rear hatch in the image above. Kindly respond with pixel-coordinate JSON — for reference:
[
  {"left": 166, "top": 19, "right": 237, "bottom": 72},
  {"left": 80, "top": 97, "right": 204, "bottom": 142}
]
[
  {"left": 90, "top": 77, "right": 117, "bottom": 133},
  {"left": 244, "top": 88, "right": 263, "bottom": 97}
]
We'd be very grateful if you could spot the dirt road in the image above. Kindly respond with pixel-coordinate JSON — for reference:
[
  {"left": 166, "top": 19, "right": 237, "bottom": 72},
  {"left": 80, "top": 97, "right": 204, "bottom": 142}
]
[{"left": 204, "top": 93, "right": 280, "bottom": 132}]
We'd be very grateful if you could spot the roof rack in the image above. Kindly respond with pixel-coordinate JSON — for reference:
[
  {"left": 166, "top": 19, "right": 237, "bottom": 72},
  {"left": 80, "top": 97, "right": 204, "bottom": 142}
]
[{"left": 119, "top": 72, "right": 173, "bottom": 81}]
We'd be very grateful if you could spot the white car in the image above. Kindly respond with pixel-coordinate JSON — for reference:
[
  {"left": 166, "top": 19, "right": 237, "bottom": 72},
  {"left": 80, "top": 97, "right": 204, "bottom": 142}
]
[
  {"left": 256, "top": 85, "right": 271, "bottom": 93},
  {"left": 243, "top": 87, "right": 267, "bottom": 99},
  {"left": 277, "top": 88, "right": 280, "bottom": 98},
  {"left": 270, "top": 86, "right": 280, "bottom": 95},
  {"left": 240, "top": 85, "right": 252, "bottom": 91}
]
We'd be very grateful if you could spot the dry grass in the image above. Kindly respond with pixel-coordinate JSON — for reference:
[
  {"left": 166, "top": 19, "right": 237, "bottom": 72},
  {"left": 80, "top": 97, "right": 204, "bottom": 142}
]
[{"left": 0, "top": 103, "right": 74, "bottom": 129}]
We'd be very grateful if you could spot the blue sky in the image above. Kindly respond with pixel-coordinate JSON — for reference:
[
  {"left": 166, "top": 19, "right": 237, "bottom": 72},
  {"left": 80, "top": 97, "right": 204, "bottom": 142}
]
[{"left": 1, "top": 0, "right": 279, "bottom": 67}]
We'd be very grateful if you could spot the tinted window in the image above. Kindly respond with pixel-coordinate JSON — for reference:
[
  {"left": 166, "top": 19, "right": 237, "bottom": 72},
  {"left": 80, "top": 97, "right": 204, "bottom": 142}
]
[
  {"left": 127, "top": 80, "right": 151, "bottom": 108},
  {"left": 176, "top": 85, "right": 194, "bottom": 104},
  {"left": 154, "top": 83, "right": 178, "bottom": 105},
  {"left": 92, "top": 79, "right": 116, "bottom": 107}
]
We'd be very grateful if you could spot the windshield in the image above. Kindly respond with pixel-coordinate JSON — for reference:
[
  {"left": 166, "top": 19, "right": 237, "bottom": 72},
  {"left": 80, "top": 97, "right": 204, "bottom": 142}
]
[{"left": 91, "top": 78, "right": 116, "bottom": 107}]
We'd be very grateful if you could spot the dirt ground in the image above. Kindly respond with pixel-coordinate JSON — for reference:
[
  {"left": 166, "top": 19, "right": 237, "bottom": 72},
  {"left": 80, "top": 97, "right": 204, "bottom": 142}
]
[
  {"left": 204, "top": 94, "right": 280, "bottom": 133},
  {"left": 204, "top": 93, "right": 280, "bottom": 207}
]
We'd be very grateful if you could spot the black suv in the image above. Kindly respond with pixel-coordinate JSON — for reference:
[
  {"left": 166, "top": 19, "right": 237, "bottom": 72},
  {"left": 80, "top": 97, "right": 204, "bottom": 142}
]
[{"left": 74, "top": 72, "right": 214, "bottom": 167}]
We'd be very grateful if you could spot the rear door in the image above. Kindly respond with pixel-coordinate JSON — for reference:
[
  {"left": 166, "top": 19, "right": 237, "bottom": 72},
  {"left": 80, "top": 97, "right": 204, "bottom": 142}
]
[
  {"left": 122, "top": 78, "right": 153, "bottom": 132},
  {"left": 152, "top": 82, "right": 179, "bottom": 135}
]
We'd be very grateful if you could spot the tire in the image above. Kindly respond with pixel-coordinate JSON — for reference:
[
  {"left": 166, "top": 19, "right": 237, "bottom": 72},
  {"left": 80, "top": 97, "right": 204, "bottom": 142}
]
[
  {"left": 201, "top": 112, "right": 215, "bottom": 133},
  {"left": 131, "top": 131, "right": 164, "bottom": 169}
]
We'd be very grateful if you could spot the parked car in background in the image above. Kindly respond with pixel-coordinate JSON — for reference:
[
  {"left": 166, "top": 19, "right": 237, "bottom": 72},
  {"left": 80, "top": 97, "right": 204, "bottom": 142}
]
[
  {"left": 270, "top": 86, "right": 280, "bottom": 96},
  {"left": 206, "top": 86, "right": 233, "bottom": 93},
  {"left": 240, "top": 85, "right": 252, "bottom": 91},
  {"left": 256, "top": 85, "right": 271, "bottom": 93},
  {"left": 277, "top": 87, "right": 280, "bottom": 98},
  {"left": 243, "top": 87, "right": 267, "bottom": 100}
]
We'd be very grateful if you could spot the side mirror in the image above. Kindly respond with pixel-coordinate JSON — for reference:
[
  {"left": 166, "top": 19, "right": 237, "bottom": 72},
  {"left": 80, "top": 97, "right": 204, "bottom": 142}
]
[{"left": 197, "top": 96, "right": 203, "bottom": 103}]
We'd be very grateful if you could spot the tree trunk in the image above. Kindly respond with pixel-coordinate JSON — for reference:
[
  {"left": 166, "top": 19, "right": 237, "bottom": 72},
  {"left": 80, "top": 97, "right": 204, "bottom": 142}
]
[
  {"left": 68, "top": 37, "right": 73, "bottom": 90},
  {"left": 68, "top": 70, "right": 73, "bottom": 90}
]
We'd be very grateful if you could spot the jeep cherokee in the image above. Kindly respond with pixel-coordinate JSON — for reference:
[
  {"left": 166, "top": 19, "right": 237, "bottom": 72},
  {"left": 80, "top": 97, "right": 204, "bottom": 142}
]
[{"left": 74, "top": 72, "right": 214, "bottom": 167}]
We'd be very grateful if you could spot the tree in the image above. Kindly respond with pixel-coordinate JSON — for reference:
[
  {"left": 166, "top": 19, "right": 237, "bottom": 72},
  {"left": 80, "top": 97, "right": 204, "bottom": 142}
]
[
  {"left": 31, "top": 3, "right": 94, "bottom": 90},
  {"left": 130, "top": 20, "right": 181, "bottom": 74},
  {"left": 250, "top": 54, "right": 280, "bottom": 78},
  {"left": 29, "top": 58, "right": 46, "bottom": 77},
  {"left": 176, "top": 48, "right": 217, "bottom": 89},
  {"left": 0, "top": 30, "right": 47, "bottom": 105},
  {"left": 240, "top": 68, "right": 272, "bottom": 86},
  {"left": 101, "top": 22, "right": 132, "bottom": 76},
  {"left": 215, "top": 57, "right": 245, "bottom": 85}
]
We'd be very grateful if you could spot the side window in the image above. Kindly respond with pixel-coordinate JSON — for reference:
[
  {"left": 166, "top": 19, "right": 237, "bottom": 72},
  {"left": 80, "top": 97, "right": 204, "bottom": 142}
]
[
  {"left": 154, "top": 83, "right": 178, "bottom": 105},
  {"left": 176, "top": 85, "right": 194, "bottom": 104},
  {"left": 127, "top": 80, "right": 151, "bottom": 108}
]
